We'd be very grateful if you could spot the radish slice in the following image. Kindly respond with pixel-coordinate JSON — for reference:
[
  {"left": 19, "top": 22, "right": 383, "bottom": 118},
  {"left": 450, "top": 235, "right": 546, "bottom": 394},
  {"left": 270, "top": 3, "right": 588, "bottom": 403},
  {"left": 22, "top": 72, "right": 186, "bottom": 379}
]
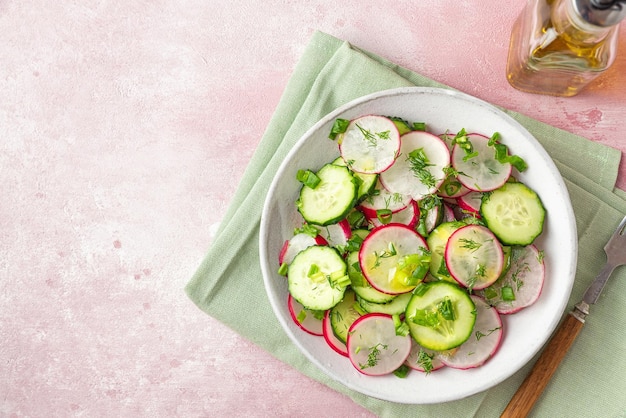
[
  {"left": 440, "top": 179, "right": 470, "bottom": 199},
  {"left": 288, "top": 294, "right": 324, "bottom": 336},
  {"left": 451, "top": 133, "right": 512, "bottom": 192},
  {"left": 339, "top": 115, "right": 400, "bottom": 174},
  {"left": 456, "top": 191, "right": 483, "bottom": 217},
  {"left": 405, "top": 341, "right": 445, "bottom": 373},
  {"left": 346, "top": 313, "right": 412, "bottom": 376},
  {"left": 366, "top": 200, "right": 419, "bottom": 229},
  {"left": 380, "top": 131, "right": 450, "bottom": 200},
  {"left": 418, "top": 198, "right": 442, "bottom": 234},
  {"left": 439, "top": 132, "right": 456, "bottom": 150},
  {"left": 480, "top": 244, "right": 545, "bottom": 314},
  {"left": 359, "top": 223, "right": 430, "bottom": 294},
  {"left": 279, "top": 232, "right": 328, "bottom": 265},
  {"left": 358, "top": 179, "right": 412, "bottom": 217},
  {"left": 442, "top": 203, "right": 457, "bottom": 223},
  {"left": 438, "top": 175, "right": 470, "bottom": 199},
  {"left": 323, "top": 310, "right": 348, "bottom": 357},
  {"left": 439, "top": 295, "right": 503, "bottom": 369},
  {"left": 317, "top": 218, "right": 351, "bottom": 249},
  {"left": 445, "top": 224, "right": 504, "bottom": 290}
]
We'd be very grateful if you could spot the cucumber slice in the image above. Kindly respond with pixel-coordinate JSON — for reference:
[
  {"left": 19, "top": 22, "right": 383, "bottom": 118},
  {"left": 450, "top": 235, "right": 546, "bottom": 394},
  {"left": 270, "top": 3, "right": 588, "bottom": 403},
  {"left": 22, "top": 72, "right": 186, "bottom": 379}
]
[
  {"left": 332, "top": 156, "right": 378, "bottom": 202},
  {"left": 347, "top": 251, "right": 395, "bottom": 304},
  {"left": 329, "top": 288, "right": 362, "bottom": 343},
  {"left": 445, "top": 224, "right": 504, "bottom": 290},
  {"left": 356, "top": 292, "right": 412, "bottom": 315},
  {"left": 480, "top": 182, "right": 546, "bottom": 245},
  {"left": 288, "top": 245, "right": 348, "bottom": 310},
  {"left": 426, "top": 221, "right": 466, "bottom": 282},
  {"left": 297, "top": 163, "right": 357, "bottom": 226},
  {"left": 405, "top": 281, "right": 476, "bottom": 351}
]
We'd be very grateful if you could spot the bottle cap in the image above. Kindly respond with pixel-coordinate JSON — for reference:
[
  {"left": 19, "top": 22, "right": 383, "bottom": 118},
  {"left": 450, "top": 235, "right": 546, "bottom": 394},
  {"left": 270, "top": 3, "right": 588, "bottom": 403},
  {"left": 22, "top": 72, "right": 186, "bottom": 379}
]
[{"left": 575, "top": 0, "right": 626, "bottom": 26}]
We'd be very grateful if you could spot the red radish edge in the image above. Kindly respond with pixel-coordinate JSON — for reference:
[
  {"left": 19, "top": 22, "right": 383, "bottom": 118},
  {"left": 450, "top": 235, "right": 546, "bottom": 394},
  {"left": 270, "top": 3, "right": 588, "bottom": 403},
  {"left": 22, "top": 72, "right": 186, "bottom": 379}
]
[
  {"left": 278, "top": 232, "right": 328, "bottom": 265},
  {"left": 317, "top": 218, "right": 351, "bottom": 248},
  {"left": 439, "top": 295, "right": 503, "bottom": 369},
  {"left": 487, "top": 244, "right": 546, "bottom": 314},
  {"left": 456, "top": 191, "right": 483, "bottom": 218},
  {"left": 288, "top": 294, "right": 323, "bottom": 336},
  {"left": 365, "top": 200, "right": 420, "bottom": 229},
  {"left": 346, "top": 313, "right": 412, "bottom": 376},
  {"left": 323, "top": 310, "right": 348, "bottom": 356},
  {"left": 405, "top": 342, "right": 446, "bottom": 373}
]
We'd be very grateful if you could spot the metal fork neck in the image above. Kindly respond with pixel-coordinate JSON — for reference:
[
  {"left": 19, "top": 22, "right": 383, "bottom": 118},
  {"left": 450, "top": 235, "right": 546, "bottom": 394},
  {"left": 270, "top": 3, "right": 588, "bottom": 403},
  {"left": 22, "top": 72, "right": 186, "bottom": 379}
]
[{"left": 583, "top": 262, "right": 618, "bottom": 305}]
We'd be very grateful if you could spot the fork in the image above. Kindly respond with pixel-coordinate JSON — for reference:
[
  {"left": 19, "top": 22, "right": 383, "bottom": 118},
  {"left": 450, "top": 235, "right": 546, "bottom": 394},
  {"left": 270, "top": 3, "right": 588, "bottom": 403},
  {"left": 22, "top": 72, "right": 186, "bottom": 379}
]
[{"left": 501, "top": 215, "right": 626, "bottom": 418}]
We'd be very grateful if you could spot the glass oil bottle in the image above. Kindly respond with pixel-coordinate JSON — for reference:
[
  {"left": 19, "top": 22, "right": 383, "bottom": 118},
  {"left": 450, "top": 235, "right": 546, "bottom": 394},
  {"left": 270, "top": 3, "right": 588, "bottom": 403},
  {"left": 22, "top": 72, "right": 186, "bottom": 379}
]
[{"left": 506, "top": 0, "right": 626, "bottom": 96}]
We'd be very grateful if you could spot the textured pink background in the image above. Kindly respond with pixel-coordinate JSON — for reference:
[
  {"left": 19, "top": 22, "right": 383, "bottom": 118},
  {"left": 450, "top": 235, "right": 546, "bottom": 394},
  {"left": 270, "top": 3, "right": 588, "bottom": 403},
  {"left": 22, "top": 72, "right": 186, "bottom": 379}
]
[{"left": 1, "top": 1, "right": 625, "bottom": 416}]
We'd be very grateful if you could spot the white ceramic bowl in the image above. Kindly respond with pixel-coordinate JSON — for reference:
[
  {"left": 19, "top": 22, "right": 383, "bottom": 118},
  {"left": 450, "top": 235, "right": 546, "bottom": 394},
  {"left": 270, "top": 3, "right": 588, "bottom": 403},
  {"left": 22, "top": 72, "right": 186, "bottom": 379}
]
[{"left": 259, "top": 87, "right": 577, "bottom": 404}]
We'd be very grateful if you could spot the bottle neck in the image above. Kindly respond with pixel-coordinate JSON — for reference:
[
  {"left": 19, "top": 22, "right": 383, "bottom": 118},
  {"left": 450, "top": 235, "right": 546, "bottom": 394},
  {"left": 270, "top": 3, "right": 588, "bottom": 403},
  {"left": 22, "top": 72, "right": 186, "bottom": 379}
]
[
  {"left": 552, "top": 0, "right": 618, "bottom": 44},
  {"left": 574, "top": 0, "right": 626, "bottom": 27}
]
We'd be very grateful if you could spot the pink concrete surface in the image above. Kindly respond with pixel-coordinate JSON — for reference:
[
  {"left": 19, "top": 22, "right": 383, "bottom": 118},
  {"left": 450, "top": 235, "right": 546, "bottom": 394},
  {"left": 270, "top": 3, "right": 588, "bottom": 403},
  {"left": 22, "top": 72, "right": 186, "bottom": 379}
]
[{"left": 1, "top": 1, "right": 625, "bottom": 416}]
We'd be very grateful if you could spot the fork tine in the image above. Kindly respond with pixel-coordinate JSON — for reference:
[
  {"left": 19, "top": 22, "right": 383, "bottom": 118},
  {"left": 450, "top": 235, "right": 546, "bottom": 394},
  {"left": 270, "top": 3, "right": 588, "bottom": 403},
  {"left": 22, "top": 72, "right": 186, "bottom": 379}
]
[
  {"left": 616, "top": 215, "right": 626, "bottom": 235},
  {"left": 604, "top": 215, "right": 626, "bottom": 253}
]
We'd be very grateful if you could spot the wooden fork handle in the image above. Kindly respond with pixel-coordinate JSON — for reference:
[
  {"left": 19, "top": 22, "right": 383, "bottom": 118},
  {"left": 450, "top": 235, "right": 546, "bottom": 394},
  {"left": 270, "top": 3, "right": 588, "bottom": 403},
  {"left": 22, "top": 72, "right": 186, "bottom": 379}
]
[{"left": 500, "top": 312, "right": 585, "bottom": 418}]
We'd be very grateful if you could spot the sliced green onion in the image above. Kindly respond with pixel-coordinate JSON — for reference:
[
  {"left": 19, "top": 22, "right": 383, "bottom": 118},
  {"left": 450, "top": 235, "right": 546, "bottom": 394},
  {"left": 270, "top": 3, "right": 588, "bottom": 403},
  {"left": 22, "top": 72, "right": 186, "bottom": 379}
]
[
  {"left": 328, "top": 118, "right": 350, "bottom": 140},
  {"left": 413, "top": 282, "right": 429, "bottom": 297},
  {"left": 411, "top": 308, "right": 439, "bottom": 328},
  {"left": 329, "top": 270, "right": 350, "bottom": 288},
  {"left": 493, "top": 143, "right": 528, "bottom": 172},
  {"left": 376, "top": 208, "right": 393, "bottom": 225},
  {"left": 416, "top": 219, "right": 428, "bottom": 237},
  {"left": 346, "top": 210, "right": 366, "bottom": 230},
  {"left": 488, "top": 132, "right": 501, "bottom": 146},
  {"left": 308, "top": 264, "right": 326, "bottom": 282},
  {"left": 501, "top": 285, "right": 516, "bottom": 301},
  {"left": 294, "top": 223, "right": 319, "bottom": 237},
  {"left": 407, "top": 265, "right": 428, "bottom": 285},
  {"left": 345, "top": 235, "right": 364, "bottom": 252},
  {"left": 311, "top": 309, "right": 325, "bottom": 321},
  {"left": 412, "top": 122, "right": 427, "bottom": 131},
  {"left": 483, "top": 286, "right": 498, "bottom": 300},
  {"left": 393, "top": 314, "right": 410, "bottom": 337},
  {"left": 393, "top": 364, "right": 410, "bottom": 378},
  {"left": 438, "top": 297, "right": 456, "bottom": 321},
  {"left": 296, "top": 310, "right": 307, "bottom": 323},
  {"left": 297, "top": 169, "right": 321, "bottom": 189},
  {"left": 463, "top": 151, "right": 479, "bottom": 161},
  {"left": 307, "top": 264, "right": 319, "bottom": 277},
  {"left": 277, "top": 262, "right": 288, "bottom": 276}
]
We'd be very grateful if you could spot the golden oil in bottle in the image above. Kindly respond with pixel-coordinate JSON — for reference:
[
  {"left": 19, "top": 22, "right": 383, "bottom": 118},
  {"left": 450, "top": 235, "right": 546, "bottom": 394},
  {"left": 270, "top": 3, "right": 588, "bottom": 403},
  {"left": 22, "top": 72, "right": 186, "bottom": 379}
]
[{"left": 506, "top": 0, "right": 625, "bottom": 96}]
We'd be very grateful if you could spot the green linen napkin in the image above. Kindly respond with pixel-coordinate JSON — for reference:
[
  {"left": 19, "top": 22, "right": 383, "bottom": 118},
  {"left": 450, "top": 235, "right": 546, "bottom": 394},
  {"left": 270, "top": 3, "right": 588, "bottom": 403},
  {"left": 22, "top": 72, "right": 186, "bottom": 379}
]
[{"left": 186, "top": 31, "right": 626, "bottom": 417}]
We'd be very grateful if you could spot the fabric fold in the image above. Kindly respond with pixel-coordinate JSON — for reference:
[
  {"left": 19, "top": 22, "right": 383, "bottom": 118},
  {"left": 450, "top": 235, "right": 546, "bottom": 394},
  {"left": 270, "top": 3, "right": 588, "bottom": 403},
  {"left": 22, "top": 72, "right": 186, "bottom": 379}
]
[{"left": 186, "top": 31, "right": 626, "bottom": 417}]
